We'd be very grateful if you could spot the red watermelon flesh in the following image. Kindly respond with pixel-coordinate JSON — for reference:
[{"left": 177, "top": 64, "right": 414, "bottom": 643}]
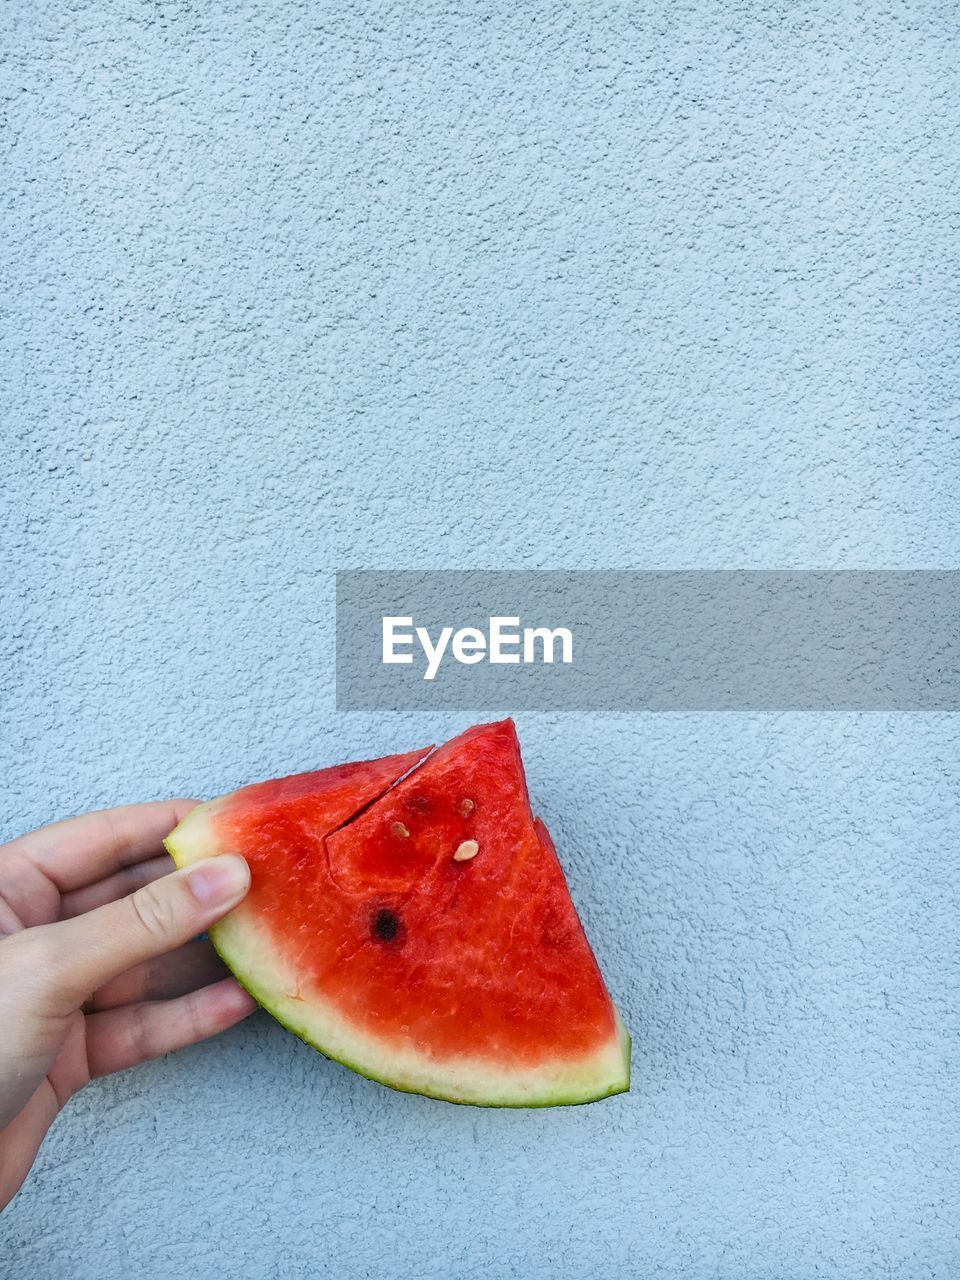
[{"left": 165, "top": 720, "right": 630, "bottom": 1106}]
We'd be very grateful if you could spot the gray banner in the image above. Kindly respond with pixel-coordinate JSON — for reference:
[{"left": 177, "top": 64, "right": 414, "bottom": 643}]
[{"left": 335, "top": 571, "right": 960, "bottom": 711}]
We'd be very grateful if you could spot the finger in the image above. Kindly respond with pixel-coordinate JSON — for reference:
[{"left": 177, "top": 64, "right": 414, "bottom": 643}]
[
  {"left": 2, "top": 799, "right": 198, "bottom": 893},
  {"left": 16, "top": 854, "right": 249, "bottom": 1014},
  {"left": 0, "top": 1082, "right": 60, "bottom": 1211},
  {"left": 0, "top": 891, "right": 24, "bottom": 937},
  {"left": 87, "top": 939, "right": 229, "bottom": 1011},
  {"left": 60, "top": 854, "right": 173, "bottom": 919},
  {"left": 85, "top": 977, "right": 257, "bottom": 1077}
]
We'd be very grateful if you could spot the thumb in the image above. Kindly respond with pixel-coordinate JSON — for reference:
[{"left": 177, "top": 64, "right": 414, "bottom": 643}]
[{"left": 26, "top": 855, "right": 250, "bottom": 1013}]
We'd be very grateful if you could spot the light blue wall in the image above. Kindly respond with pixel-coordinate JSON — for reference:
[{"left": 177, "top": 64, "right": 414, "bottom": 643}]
[{"left": 3, "top": 3, "right": 959, "bottom": 1277}]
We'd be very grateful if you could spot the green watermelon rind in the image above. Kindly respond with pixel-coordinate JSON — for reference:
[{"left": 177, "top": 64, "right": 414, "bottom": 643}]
[
  {"left": 165, "top": 797, "right": 632, "bottom": 1109},
  {"left": 209, "top": 924, "right": 632, "bottom": 1109}
]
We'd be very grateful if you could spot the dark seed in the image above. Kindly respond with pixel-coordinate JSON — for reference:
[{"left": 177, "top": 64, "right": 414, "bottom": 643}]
[{"left": 372, "top": 908, "right": 401, "bottom": 943}]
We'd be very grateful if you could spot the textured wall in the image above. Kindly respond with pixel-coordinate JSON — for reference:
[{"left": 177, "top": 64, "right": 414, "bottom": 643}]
[{"left": 3, "top": 2, "right": 959, "bottom": 1277}]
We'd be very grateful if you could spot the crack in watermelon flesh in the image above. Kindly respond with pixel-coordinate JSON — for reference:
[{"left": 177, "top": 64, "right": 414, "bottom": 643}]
[{"left": 165, "top": 720, "right": 630, "bottom": 1106}]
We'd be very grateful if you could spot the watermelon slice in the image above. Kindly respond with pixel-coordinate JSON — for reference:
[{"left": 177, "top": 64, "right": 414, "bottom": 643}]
[{"left": 165, "top": 720, "right": 630, "bottom": 1106}]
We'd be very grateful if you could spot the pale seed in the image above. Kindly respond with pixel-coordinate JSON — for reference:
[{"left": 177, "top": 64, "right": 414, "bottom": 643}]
[
  {"left": 453, "top": 839, "right": 479, "bottom": 862},
  {"left": 391, "top": 822, "right": 410, "bottom": 838},
  {"left": 458, "top": 798, "right": 475, "bottom": 816}
]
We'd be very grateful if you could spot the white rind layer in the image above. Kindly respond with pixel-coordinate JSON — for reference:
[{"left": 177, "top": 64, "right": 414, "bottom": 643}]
[{"left": 166, "top": 798, "right": 631, "bottom": 1107}]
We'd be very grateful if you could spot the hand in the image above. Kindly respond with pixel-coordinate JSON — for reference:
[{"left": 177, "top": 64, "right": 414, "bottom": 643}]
[{"left": 0, "top": 800, "right": 254, "bottom": 1210}]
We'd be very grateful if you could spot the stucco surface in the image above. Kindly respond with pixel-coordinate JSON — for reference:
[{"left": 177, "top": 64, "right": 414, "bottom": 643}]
[{"left": 3, "top": 2, "right": 959, "bottom": 1277}]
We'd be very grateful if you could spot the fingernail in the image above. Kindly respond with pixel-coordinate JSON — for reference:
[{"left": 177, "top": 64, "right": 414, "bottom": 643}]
[{"left": 187, "top": 855, "right": 250, "bottom": 909}]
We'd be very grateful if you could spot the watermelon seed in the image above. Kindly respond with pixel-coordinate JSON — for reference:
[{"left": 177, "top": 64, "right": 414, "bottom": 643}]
[
  {"left": 372, "top": 908, "right": 402, "bottom": 943},
  {"left": 453, "top": 840, "right": 479, "bottom": 862},
  {"left": 391, "top": 822, "right": 410, "bottom": 838},
  {"left": 458, "top": 798, "right": 475, "bottom": 816}
]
